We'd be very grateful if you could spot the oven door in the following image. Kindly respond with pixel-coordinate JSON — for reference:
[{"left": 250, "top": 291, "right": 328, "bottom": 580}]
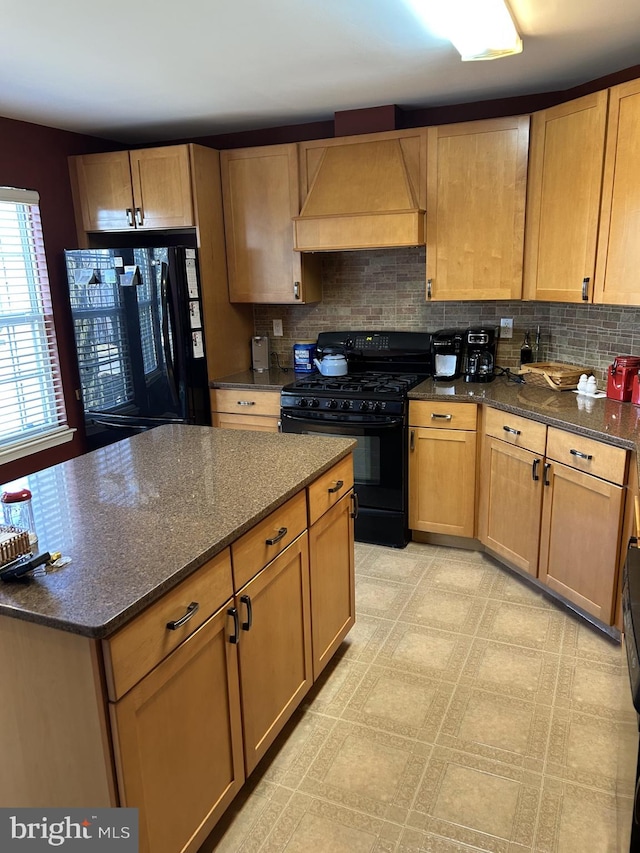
[{"left": 280, "top": 410, "right": 408, "bottom": 547}]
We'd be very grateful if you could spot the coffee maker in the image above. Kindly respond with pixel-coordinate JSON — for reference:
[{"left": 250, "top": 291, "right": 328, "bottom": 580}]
[
  {"left": 463, "top": 327, "right": 498, "bottom": 383},
  {"left": 432, "top": 329, "right": 464, "bottom": 381}
]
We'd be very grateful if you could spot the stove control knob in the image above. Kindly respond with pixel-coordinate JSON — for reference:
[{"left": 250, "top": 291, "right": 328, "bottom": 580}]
[
  {"left": 309, "top": 398, "right": 320, "bottom": 408},
  {"left": 341, "top": 400, "right": 351, "bottom": 410},
  {"left": 298, "top": 398, "right": 308, "bottom": 408},
  {"left": 359, "top": 401, "right": 369, "bottom": 411},
  {"left": 372, "top": 402, "right": 383, "bottom": 413},
  {"left": 327, "top": 399, "right": 338, "bottom": 409}
]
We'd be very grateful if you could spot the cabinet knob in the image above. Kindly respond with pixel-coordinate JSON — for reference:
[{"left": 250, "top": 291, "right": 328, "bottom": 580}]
[
  {"left": 503, "top": 425, "right": 521, "bottom": 435},
  {"left": 126, "top": 208, "right": 134, "bottom": 228},
  {"left": 328, "top": 479, "right": 344, "bottom": 494},
  {"left": 570, "top": 448, "right": 593, "bottom": 461},
  {"left": 135, "top": 207, "right": 144, "bottom": 227},
  {"left": 350, "top": 491, "right": 359, "bottom": 519},
  {"left": 582, "top": 277, "right": 590, "bottom": 301},
  {"left": 228, "top": 607, "right": 240, "bottom": 644},
  {"left": 293, "top": 281, "right": 300, "bottom": 300},
  {"left": 240, "top": 594, "right": 253, "bottom": 631},
  {"left": 427, "top": 278, "right": 433, "bottom": 299},
  {"left": 431, "top": 413, "right": 452, "bottom": 420}
]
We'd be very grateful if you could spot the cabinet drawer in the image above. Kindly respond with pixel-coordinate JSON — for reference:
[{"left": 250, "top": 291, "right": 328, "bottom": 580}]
[
  {"left": 308, "top": 455, "right": 355, "bottom": 525},
  {"left": 212, "top": 412, "right": 280, "bottom": 432},
  {"left": 483, "top": 406, "right": 547, "bottom": 454},
  {"left": 231, "top": 490, "right": 307, "bottom": 589},
  {"left": 103, "top": 548, "right": 233, "bottom": 701},
  {"left": 409, "top": 401, "right": 477, "bottom": 430},
  {"left": 546, "top": 427, "right": 627, "bottom": 485},
  {"left": 211, "top": 389, "right": 281, "bottom": 417}
]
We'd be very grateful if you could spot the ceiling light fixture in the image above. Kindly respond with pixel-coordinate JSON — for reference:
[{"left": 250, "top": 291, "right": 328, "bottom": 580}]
[{"left": 404, "top": 0, "right": 523, "bottom": 61}]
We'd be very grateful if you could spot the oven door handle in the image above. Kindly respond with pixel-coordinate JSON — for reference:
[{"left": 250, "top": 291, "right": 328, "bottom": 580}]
[{"left": 280, "top": 412, "right": 404, "bottom": 428}]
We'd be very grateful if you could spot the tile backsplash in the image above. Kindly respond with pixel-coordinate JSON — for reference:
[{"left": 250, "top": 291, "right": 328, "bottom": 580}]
[{"left": 253, "top": 248, "right": 640, "bottom": 384}]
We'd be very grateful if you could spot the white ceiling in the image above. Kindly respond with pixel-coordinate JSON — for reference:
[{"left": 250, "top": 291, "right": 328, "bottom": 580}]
[{"left": 2, "top": 0, "right": 640, "bottom": 143}]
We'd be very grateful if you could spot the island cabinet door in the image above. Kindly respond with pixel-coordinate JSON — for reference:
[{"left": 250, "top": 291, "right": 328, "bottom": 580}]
[
  {"left": 308, "top": 489, "right": 355, "bottom": 680},
  {"left": 236, "top": 532, "right": 313, "bottom": 776},
  {"left": 109, "top": 605, "right": 244, "bottom": 853}
]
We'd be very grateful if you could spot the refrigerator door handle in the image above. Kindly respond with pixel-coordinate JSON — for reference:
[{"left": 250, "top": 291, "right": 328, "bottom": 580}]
[{"left": 160, "top": 261, "right": 180, "bottom": 407}]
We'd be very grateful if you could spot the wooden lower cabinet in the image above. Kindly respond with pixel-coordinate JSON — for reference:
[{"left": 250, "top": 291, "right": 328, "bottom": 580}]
[
  {"left": 409, "top": 426, "right": 477, "bottom": 537},
  {"left": 539, "top": 461, "right": 624, "bottom": 622},
  {"left": 109, "top": 605, "right": 244, "bottom": 853},
  {"left": 478, "top": 436, "right": 544, "bottom": 576},
  {"left": 211, "top": 388, "right": 281, "bottom": 433},
  {"left": 235, "top": 533, "right": 313, "bottom": 775},
  {"left": 308, "top": 490, "right": 356, "bottom": 680}
]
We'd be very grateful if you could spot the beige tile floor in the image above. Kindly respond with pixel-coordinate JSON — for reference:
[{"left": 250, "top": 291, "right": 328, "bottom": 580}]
[{"left": 201, "top": 542, "right": 638, "bottom": 853}]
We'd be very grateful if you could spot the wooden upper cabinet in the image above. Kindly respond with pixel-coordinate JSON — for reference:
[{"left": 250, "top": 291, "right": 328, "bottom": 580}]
[
  {"left": 70, "top": 145, "right": 194, "bottom": 233},
  {"left": 220, "top": 143, "right": 321, "bottom": 304},
  {"left": 594, "top": 79, "right": 640, "bottom": 306},
  {"left": 523, "top": 92, "right": 608, "bottom": 303},
  {"left": 295, "top": 129, "right": 427, "bottom": 251},
  {"left": 426, "top": 116, "right": 529, "bottom": 301}
]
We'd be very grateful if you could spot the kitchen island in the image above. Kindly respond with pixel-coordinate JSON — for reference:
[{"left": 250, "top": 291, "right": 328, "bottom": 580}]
[{"left": 0, "top": 425, "right": 356, "bottom": 853}]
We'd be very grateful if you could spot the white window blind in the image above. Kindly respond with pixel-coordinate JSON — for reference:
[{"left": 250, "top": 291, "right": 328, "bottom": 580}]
[{"left": 0, "top": 187, "right": 72, "bottom": 462}]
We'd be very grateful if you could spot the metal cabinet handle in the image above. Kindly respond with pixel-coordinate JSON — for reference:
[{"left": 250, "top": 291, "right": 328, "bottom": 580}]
[
  {"left": 410, "top": 429, "right": 415, "bottom": 452},
  {"left": 265, "top": 526, "right": 287, "bottom": 546},
  {"left": 431, "top": 413, "right": 452, "bottom": 420},
  {"left": 503, "top": 425, "right": 521, "bottom": 436},
  {"left": 544, "top": 462, "right": 551, "bottom": 486},
  {"left": 582, "top": 277, "right": 590, "bottom": 301},
  {"left": 240, "top": 594, "right": 253, "bottom": 631},
  {"left": 570, "top": 448, "right": 593, "bottom": 461},
  {"left": 126, "top": 208, "right": 134, "bottom": 227},
  {"left": 293, "top": 281, "right": 300, "bottom": 300},
  {"left": 427, "top": 278, "right": 433, "bottom": 299},
  {"left": 237, "top": 400, "right": 255, "bottom": 406},
  {"left": 350, "top": 491, "right": 359, "bottom": 519},
  {"left": 532, "top": 458, "right": 540, "bottom": 481},
  {"left": 135, "top": 207, "right": 144, "bottom": 226},
  {"left": 328, "top": 479, "right": 344, "bottom": 494},
  {"left": 228, "top": 607, "right": 239, "bottom": 644},
  {"left": 166, "top": 601, "right": 199, "bottom": 630}
]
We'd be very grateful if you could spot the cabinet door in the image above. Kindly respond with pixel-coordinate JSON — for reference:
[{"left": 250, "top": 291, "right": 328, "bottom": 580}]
[
  {"left": 595, "top": 79, "right": 640, "bottom": 306},
  {"left": 524, "top": 92, "right": 608, "bottom": 303},
  {"left": 236, "top": 533, "right": 312, "bottom": 775},
  {"left": 221, "top": 144, "right": 321, "bottom": 303},
  {"left": 110, "top": 605, "right": 244, "bottom": 853},
  {"left": 478, "top": 436, "right": 544, "bottom": 576},
  {"left": 129, "top": 146, "right": 194, "bottom": 229},
  {"left": 409, "top": 427, "right": 476, "bottom": 537},
  {"left": 72, "top": 151, "right": 134, "bottom": 231},
  {"left": 308, "top": 491, "right": 355, "bottom": 680},
  {"left": 426, "top": 116, "right": 529, "bottom": 301},
  {"left": 539, "top": 462, "right": 624, "bottom": 623}
]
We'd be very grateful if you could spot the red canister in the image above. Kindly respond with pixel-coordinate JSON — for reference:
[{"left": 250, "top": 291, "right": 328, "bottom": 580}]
[
  {"left": 606, "top": 356, "right": 640, "bottom": 402},
  {"left": 632, "top": 371, "right": 640, "bottom": 406}
]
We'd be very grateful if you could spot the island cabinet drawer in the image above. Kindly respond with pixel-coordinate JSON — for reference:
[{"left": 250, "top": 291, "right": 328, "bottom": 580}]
[
  {"left": 211, "top": 389, "right": 281, "bottom": 417},
  {"left": 483, "top": 407, "right": 547, "bottom": 454},
  {"left": 231, "top": 490, "right": 307, "bottom": 589},
  {"left": 102, "top": 548, "right": 234, "bottom": 701},
  {"left": 546, "top": 427, "right": 628, "bottom": 485},
  {"left": 409, "top": 401, "right": 477, "bottom": 430},
  {"left": 308, "top": 455, "right": 354, "bottom": 526}
]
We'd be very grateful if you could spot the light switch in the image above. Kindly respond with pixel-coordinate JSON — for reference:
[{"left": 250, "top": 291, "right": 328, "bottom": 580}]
[{"left": 273, "top": 319, "right": 283, "bottom": 337}]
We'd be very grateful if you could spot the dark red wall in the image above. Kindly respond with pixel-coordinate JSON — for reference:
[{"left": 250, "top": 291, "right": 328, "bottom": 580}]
[{"left": 0, "top": 117, "right": 119, "bottom": 484}]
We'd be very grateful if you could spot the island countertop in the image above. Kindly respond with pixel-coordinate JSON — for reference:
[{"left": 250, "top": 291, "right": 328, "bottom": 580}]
[{"left": 0, "top": 425, "right": 355, "bottom": 639}]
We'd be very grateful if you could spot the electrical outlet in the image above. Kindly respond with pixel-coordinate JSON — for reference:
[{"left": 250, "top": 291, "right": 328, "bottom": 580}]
[
  {"left": 272, "top": 319, "right": 283, "bottom": 337},
  {"left": 500, "top": 318, "right": 513, "bottom": 339}
]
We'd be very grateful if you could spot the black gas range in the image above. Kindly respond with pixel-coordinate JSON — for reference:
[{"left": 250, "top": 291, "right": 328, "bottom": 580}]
[{"left": 280, "top": 331, "right": 433, "bottom": 547}]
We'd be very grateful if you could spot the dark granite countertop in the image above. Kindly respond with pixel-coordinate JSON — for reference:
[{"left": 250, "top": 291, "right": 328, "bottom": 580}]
[
  {"left": 408, "top": 376, "right": 640, "bottom": 451},
  {"left": 210, "top": 368, "right": 294, "bottom": 391},
  {"left": 0, "top": 425, "right": 355, "bottom": 639}
]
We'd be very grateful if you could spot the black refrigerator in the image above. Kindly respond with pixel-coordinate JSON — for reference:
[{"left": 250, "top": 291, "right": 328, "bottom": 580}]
[{"left": 64, "top": 246, "right": 210, "bottom": 450}]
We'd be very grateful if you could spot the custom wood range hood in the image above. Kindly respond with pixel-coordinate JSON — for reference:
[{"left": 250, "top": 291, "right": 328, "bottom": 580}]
[{"left": 293, "top": 129, "right": 427, "bottom": 252}]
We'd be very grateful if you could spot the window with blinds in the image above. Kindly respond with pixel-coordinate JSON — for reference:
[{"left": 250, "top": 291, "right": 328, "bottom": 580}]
[{"left": 0, "top": 187, "right": 73, "bottom": 463}]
